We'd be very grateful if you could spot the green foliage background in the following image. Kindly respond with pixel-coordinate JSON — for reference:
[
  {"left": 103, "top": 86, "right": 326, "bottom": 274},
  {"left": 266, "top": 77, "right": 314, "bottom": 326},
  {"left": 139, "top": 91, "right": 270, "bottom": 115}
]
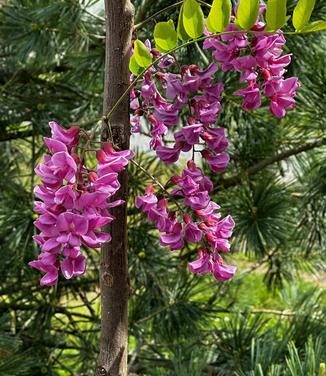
[{"left": 0, "top": 0, "right": 325, "bottom": 375}]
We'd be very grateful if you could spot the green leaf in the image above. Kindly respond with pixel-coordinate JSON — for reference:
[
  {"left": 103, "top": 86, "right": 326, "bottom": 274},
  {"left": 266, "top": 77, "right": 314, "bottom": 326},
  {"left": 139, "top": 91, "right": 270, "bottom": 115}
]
[
  {"left": 292, "top": 0, "right": 316, "bottom": 31},
  {"left": 236, "top": 0, "right": 260, "bottom": 30},
  {"left": 154, "top": 21, "right": 178, "bottom": 52},
  {"left": 183, "top": 0, "right": 204, "bottom": 38},
  {"left": 265, "top": 0, "right": 287, "bottom": 31},
  {"left": 206, "top": 0, "right": 231, "bottom": 33},
  {"left": 177, "top": 4, "right": 191, "bottom": 41},
  {"left": 301, "top": 20, "right": 326, "bottom": 32},
  {"left": 129, "top": 55, "right": 143, "bottom": 75},
  {"left": 133, "top": 39, "right": 152, "bottom": 68}
]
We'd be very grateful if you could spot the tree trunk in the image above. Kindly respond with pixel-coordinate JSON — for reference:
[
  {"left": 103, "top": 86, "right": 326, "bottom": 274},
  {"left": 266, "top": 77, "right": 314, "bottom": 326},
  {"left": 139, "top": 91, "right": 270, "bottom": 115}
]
[{"left": 97, "top": 1, "right": 134, "bottom": 375}]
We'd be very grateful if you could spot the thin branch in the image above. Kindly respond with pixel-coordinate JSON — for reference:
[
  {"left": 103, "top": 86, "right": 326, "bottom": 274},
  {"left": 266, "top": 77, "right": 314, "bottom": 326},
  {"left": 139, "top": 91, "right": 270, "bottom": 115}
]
[
  {"left": 83, "top": 7, "right": 105, "bottom": 22},
  {"left": 134, "top": 0, "right": 212, "bottom": 30},
  {"left": 251, "top": 308, "right": 296, "bottom": 316},
  {"left": 134, "top": 1, "right": 183, "bottom": 30},
  {"left": 216, "top": 137, "right": 326, "bottom": 191},
  {"left": 236, "top": 249, "right": 279, "bottom": 278}
]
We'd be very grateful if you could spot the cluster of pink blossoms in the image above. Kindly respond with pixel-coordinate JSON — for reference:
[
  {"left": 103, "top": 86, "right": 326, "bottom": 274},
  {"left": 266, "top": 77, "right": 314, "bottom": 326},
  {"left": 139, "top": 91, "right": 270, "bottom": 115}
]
[
  {"left": 130, "top": 57, "right": 229, "bottom": 171},
  {"left": 30, "top": 122, "right": 133, "bottom": 286},
  {"left": 136, "top": 161, "right": 236, "bottom": 281},
  {"left": 130, "top": 11, "right": 299, "bottom": 165},
  {"left": 131, "top": 10, "right": 300, "bottom": 282},
  {"left": 204, "top": 13, "right": 299, "bottom": 117},
  {"left": 31, "top": 9, "right": 300, "bottom": 285}
]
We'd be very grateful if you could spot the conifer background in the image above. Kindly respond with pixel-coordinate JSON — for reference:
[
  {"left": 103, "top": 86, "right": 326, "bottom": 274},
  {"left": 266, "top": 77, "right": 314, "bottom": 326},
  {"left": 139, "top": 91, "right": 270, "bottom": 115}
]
[{"left": 0, "top": 0, "right": 325, "bottom": 374}]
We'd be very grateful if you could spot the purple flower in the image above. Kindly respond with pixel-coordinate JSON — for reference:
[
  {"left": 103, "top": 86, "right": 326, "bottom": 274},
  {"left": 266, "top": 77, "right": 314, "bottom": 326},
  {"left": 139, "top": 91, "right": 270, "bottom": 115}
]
[
  {"left": 212, "top": 254, "right": 236, "bottom": 281},
  {"left": 141, "top": 73, "right": 158, "bottom": 104},
  {"left": 265, "top": 77, "right": 299, "bottom": 118},
  {"left": 156, "top": 145, "right": 181, "bottom": 164},
  {"left": 96, "top": 143, "right": 134, "bottom": 174},
  {"left": 216, "top": 215, "right": 235, "bottom": 239},
  {"left": 136, "top": 186, "right": 158, "bottom": 212},
  {"left": 153, "top": 95, "right": 179, "bottom": 125},
  {"left": 234, "top": 81, "right": 261, "bottom": 110},
  {"left": 49, "top": 121, "right": 80, "bottom": 147},
  {"left": 56, "top": 212, "right": 88, "bottom": 247},
  {"left": 202, "top": 151, "right": 230, "bottom": 173},
  {"left": 177, "top": 175, "right": 200, "bottom": 196},
  {"left": 232, "top": 55, "right": 257, "bottom": 72},
  {"left": 54, "top": 185, "right": 77, "bottom": 209},
  {"left": 29, "top": 252, "right": 59, "bottom": 286},
  {"left": 164, "top": 73, "right": 184, "bottom": 99},
  {"left": 184, "top": 222, "right": 203, "bottom": 243},
  {"left": 192, "top": 96, "right": 222, "bottom": 123},
  {"left": 204, "top": 83, "right": 224, "bottom": 102},
  {"left": 93, "top": 173, "right": 121, "bottom": 195},
  {"left": 188, "top": 249, "right": 236, "bottom": 281},
  {"left": 158, "top": 54, "right": 175, "bottom": 69},
  {"left": 76, "top": 191, "right": 109, "bottom": 210},
  {"left": 160, "top": 223, "right": 184, "bottom": 251},
  {"left": 44, "top": 137, "right": 67, "bottom": 154},
  {"left": 188, "top": 249, "right": 211, "bottom": 274},
  {"left": 180, "top": 123, "right": 203, "bottom": 145},
  {"left": 61, "top": 255, "right": 86, "bottom": 279},
  {"left": 184, "top": 191, "right": 211, "bottom": 210},
  {"left": 201, "top": 127, "right": 228, "bottom": 153}
]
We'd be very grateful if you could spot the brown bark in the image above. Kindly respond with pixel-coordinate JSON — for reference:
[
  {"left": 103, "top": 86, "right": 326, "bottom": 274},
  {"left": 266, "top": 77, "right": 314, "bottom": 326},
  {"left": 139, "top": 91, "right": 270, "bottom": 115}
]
[{"left": 96, "top": 1, "right": 134, "bottom": 375}]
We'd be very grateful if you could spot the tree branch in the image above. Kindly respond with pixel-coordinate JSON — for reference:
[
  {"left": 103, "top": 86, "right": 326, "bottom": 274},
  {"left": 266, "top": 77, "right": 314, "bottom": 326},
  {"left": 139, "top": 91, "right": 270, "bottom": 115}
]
[
  {"left": 216, "top": 137, "right": 326, "bottom": 191},
  {"left": 97, "top": 1, "right": 134, "bottom": 375}
]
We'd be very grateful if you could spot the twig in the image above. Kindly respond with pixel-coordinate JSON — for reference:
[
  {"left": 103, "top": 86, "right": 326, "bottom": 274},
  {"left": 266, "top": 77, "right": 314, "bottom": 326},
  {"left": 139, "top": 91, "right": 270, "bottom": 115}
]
[{"left": 216, "top": 137, "right": 326, "bottom": 191}]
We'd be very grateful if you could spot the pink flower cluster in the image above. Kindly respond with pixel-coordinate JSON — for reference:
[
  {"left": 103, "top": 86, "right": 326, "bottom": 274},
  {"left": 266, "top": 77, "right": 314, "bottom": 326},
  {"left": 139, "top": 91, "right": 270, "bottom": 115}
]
[
  {"left": 131, "top": 42, "right": 237, "bottom": 281},
  {"left": 30, "top": 122, "right": 133, "bottom": 286},
  {"left": 131, "top": 14, "right": 301, "bottom": 283},
  {"left": 130, "top": 41, "right": 230, "bottom": 172},
  {"left": 136, "top": 161, "right": 236, "bottom": 281},
  {"left": 204, "top": 20, "right": 299, "bottom": 117}
]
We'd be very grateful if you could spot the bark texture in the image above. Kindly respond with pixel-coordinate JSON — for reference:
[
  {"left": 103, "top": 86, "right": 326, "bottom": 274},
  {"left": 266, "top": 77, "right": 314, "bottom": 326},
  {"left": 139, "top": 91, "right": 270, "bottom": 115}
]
[{"left": 97, "top": 1, "right": 134, "bottom": 375}]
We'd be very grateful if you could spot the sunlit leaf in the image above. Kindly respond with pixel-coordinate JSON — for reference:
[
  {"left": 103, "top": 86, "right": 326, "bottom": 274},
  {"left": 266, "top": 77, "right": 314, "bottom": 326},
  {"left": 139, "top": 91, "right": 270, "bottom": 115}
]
[
  {"left": 293, "top": 0, "right": 316, "bottom": 31},
  {"left": 183, "top": 0, "right": 204, "bottom": 38},
  {"left": 154, "top": 21, "right": 178, "bottom": 52},
  {"left": 301, "top": 20, "right": 326, "bottom": 32},
  {"left": 177, "top": 4, "right": 191, "bottom": 41},
  {"left": 206, "top": 0, "right": 231, "bottom": 33},
  {"left": 236, "top": 0, "right": 260, "bottom": 30},
  {"left": 129, "top": 55, "right": 143, "bottom": 75},
  {"left": 133, "top": 39, "right": 152, "bottom": 68},
  {"left": 265, "top": 0, "right": 287, "bottom": 31}
]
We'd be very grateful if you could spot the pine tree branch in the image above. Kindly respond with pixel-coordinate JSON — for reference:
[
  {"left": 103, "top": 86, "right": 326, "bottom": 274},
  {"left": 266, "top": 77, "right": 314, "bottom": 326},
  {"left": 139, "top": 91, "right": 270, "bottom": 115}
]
[
  {"left": 0, "top": 302, "right": 94, "bottom": 320},
  {"left": 216, "top": 137, "right": 326, "bottom": 191},
  {"left": 0, "top": 129, "right": 34, "bottom": 142}
]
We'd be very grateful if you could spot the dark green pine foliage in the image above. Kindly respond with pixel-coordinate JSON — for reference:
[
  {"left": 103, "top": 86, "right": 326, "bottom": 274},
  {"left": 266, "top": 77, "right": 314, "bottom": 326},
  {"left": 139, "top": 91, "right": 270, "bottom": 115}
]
[{"left": 0, "top": 0, "right": 325, "bottom": 375}]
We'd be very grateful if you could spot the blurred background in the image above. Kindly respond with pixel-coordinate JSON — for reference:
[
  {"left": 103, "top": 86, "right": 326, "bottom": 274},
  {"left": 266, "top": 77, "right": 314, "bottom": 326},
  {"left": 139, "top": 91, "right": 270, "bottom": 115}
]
[{"left": 0, "top": 0, "right": 325, "bottom": 375}]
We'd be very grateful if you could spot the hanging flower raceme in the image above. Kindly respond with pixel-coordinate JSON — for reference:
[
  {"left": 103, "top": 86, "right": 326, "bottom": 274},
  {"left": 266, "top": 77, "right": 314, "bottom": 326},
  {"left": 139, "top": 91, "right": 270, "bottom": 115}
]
[
  {"left": 204, "top": 15, "right": 300, "bottom": 117},
  {"left": 136, "top": 161, "right": 236, "bottom": 282},
  {"left": 31, "top": 6, "right": 301, "bottom": 285},
  {"left": 130, "top": 9, "right": 300, "bottom": 283},
  {"left": 30, "top": 122, "right": 134, "bottom": 286},
  {"left": 130, "top": 8, "right": 299, "bottom": 170}
]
